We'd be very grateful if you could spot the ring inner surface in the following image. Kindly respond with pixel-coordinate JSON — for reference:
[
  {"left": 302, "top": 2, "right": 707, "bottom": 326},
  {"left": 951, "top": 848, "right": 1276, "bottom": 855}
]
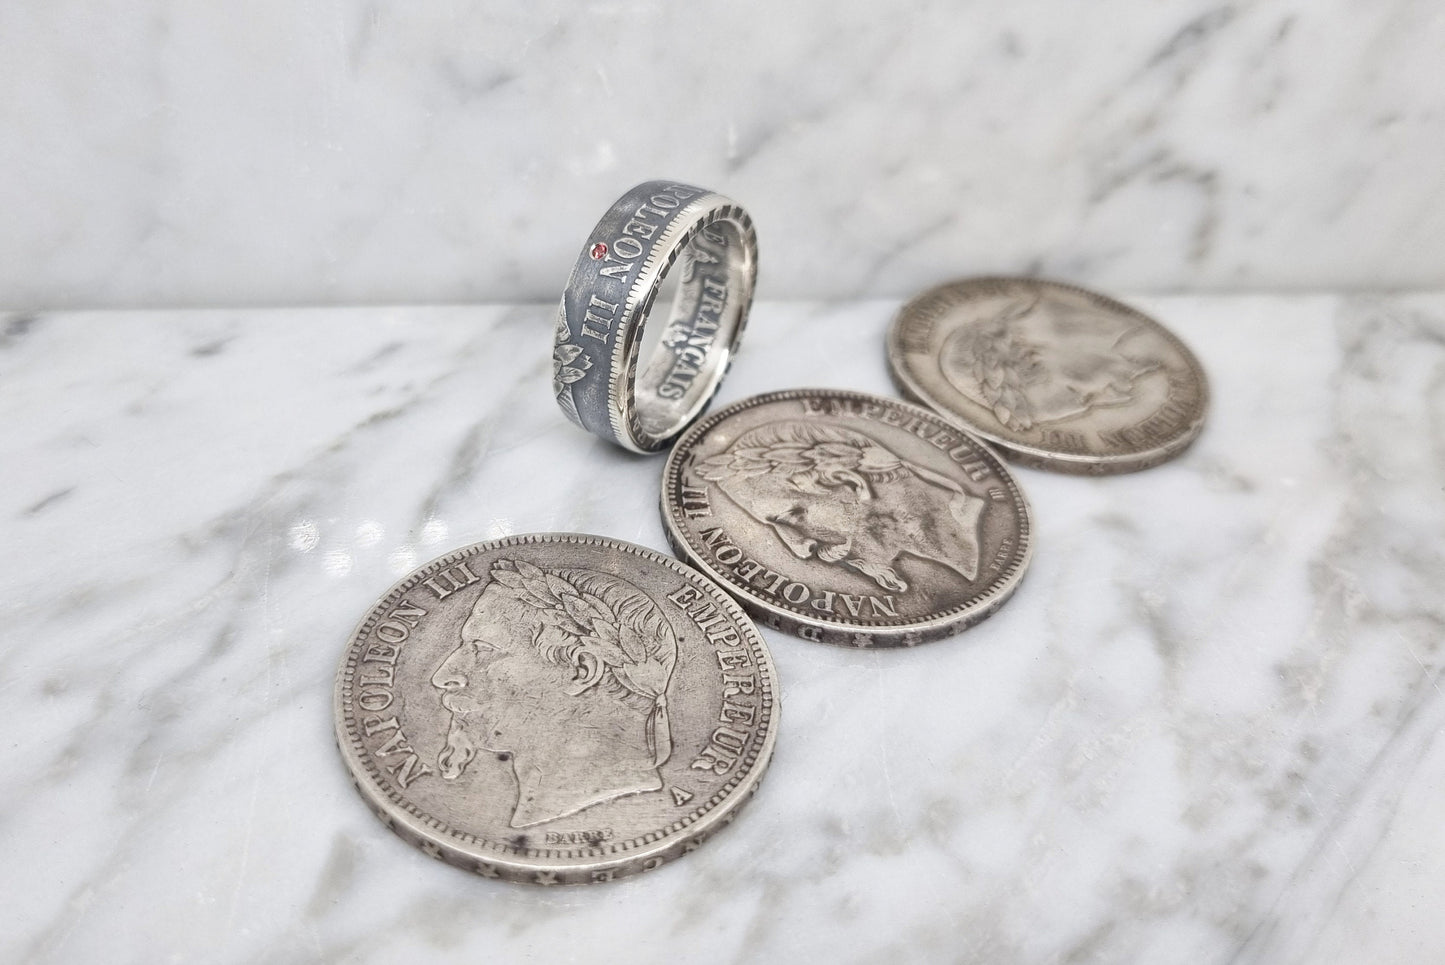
[{"left": 634, "top": 219, "right": 747, "bottom": 441}]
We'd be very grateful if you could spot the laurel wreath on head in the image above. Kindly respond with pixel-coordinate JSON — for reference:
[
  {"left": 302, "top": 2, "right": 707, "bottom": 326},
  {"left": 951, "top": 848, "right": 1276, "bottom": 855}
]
[
  {"left": 489, "top": 559, "right": 672, "bottom": 765},
  {"left": 491, "top": 559, "right": 634, "bottom": 665},
  {"left": 695, "top": 434, "right": 907, "bottom": 492},
  {"left": 945, "top": 298, "right": 1043, "bottom": 431}
]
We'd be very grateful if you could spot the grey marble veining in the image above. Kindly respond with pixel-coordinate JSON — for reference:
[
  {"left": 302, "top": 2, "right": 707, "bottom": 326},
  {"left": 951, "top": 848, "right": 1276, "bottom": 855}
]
[
  {"left": 1, "top": 294, "right": 1443, "bottom": 963},
  {"left": 1, "top": 2, "right": 1443, "bottom": 310}
]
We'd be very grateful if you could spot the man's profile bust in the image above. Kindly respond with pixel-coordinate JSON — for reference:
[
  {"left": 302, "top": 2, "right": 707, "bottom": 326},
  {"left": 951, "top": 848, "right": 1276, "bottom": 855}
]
[
  {"left": 696, "top": 420, "right": 987, "bottom": 593},
  {"left": 430, "top": 560, "right": 677, "bottom": 828},
  {"left": 941, "top": 295, "right": 1162, "bottom": 431}
]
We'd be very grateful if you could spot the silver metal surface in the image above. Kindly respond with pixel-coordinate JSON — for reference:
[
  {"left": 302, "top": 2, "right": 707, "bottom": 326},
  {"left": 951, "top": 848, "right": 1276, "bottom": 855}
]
[
  {"left": 887, "top": 277, "right": 1209, "bottom": 474},
  {"left": 334, "top": 533, "right": 778, "bottom": 884},
  {"left": 554, "top": 180, "right": 759, "bottom": 453},
  {"left": 661, "top": 389, "right": 1033, "bottom": 647}
]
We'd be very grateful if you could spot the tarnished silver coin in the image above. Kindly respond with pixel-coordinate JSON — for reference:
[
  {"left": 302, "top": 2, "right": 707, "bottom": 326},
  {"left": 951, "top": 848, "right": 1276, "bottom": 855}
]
[
  {"left": 334, "top": 533, "right": 778, "bottom": 884},
  {"left": 887, "top": 277, "right": 1209, "bottom": 474},
  {"left": 661, "top": 389, "right": 1033, "bottom": 647}
]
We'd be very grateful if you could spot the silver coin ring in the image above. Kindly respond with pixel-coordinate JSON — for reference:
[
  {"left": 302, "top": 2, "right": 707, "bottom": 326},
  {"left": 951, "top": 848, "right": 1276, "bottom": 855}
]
[{"left": 552, "top": 180, "right": 759, "bottom": 453}]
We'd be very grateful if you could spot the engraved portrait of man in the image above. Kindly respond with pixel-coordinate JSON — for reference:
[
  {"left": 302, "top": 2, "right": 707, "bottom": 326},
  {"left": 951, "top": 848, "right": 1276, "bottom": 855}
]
[
  {"left": 695, "top": 421, "right": 987, "bottom": 593},
  {"left": 941, "top": 295, "right": 1162, "bottom": 431},
  {"left": 430, "top": 560, "right": 677, "bottom": 828}
]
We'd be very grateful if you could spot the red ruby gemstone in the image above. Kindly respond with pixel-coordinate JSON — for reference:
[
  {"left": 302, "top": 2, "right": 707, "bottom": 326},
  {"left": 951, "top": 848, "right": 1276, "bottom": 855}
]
[{"left": 589, "top": 242, "right": 608, "bottom": 260}]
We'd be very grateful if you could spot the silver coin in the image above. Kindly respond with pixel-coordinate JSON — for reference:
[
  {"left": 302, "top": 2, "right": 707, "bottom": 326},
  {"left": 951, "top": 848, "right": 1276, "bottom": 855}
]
[
  {"left": 887, "top": 277, "right": 1209, "bottom": 474},
  {"left": 661, "top": 389, "right": 1033, "bottom": 647},
  {"left": 333, "top": 533, "right": 778, "bottom": 884}
]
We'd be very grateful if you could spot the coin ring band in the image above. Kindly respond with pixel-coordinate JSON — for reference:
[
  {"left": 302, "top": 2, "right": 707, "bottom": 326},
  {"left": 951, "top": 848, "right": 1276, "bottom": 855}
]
[{"left": 553, "top": 180, "right": 758, "bottom": 453}]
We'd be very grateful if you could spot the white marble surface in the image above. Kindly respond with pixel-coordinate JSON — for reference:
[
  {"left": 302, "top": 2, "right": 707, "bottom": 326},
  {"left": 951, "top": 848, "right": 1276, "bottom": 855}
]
[
  {"left": 2, "top": 293, "right": 1444, "bottom": 964},
  {"left": 2, "top": 2, "right": 1444, "bottom": 310}
]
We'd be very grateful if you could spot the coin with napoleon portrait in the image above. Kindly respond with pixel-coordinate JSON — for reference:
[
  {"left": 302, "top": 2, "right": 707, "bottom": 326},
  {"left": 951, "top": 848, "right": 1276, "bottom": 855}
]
[{"left": 334, "top": 534, "right": 778, "bottom": 884}]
